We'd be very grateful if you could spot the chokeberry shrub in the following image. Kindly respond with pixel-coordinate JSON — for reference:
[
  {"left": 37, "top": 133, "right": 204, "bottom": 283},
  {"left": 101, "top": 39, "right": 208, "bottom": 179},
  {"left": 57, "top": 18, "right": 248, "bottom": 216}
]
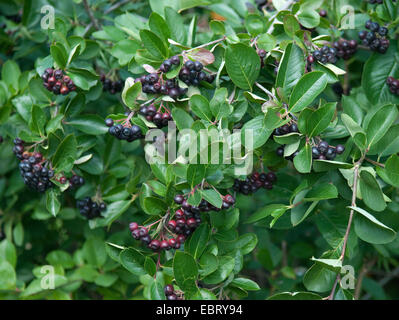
[{"left": 1, "top": 0, "right": 399, "bottom": 302}]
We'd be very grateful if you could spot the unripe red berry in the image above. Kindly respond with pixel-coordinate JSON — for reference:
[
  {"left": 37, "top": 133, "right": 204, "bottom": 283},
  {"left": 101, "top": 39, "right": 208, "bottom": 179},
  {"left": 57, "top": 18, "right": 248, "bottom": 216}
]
[
  {"left": 129, "top": 222, "right": 138, "bottom": 231},
  {"left": 168, "top": 220, "right": 177, "bottom": 230},
  {"left": 186, "top": 218, "right": 197, "bottom": 228}
]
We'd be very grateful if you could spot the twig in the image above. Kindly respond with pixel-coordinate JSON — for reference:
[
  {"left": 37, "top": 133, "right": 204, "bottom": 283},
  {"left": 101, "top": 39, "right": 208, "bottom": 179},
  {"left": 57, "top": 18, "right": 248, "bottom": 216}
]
[
  {"left": 354, "top": 258, "right": 377, "bottom": 299},
  {"left": 328, "top": 151, "right": 368, "bottom": 299},
  {"left": 255, "top": 82, "right": 277, "bottom": 100},
  {"left": 104, "top": 0, "right": 130, "bottom": 14},
  {"left": 365, "top": 157, "right": 385, "bottom": 168},
  {"left": 343, "top": 61, "right": 349, "bottom": 95},
  {"left": 83, "top": 0, "right": 100, "bottom": 30}
]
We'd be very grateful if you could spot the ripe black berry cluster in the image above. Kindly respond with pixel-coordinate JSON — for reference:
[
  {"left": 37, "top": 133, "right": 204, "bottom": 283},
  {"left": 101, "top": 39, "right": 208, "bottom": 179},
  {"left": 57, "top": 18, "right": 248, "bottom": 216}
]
[
  {"left": 312, "top": 141, "right": 345, "bottom": 160},
  {"left": 358, "top": 20, "right": 389, "bottom": 53},
  {"left": 68, "top": 175, "right": 85, "bottom": 189},
  {"left": 137, "top": 72, "right": 187, "bottom": 99},
  {"left": 272, "top": 122, "right": 299, "bottom": 136},
  {"left": 139, "top": 104, "right": 172, "bottom": 128},
  {"left": 257, "top": 49, "right": 267, "bottom": 68},
  {"left": 164, "top": 284, "right": 183, "bottom": 300},
  {"left": 100, "top": 75, "right": 123, "bottom": 94},
  {"left": 233, "top": 171, "right": 277, "bottom": 195},
  {"left": 178, "top": 60, "right": 215, "bottom": 86},
  {"left": 13, "top": 138, "right": 55, "bottom": 193},
  {"left": 310, "top": 45, "right": 337, "bottom": 64},
  {"left": 333, "top": 39, "right": 357, "bottom": 60},
  {"left": 77, "top": 197, "right": 107, "bottom": 219},
  {"left": 105, "top": 118, "right": 144, "bottom": 142},
  {"left": 42, "top": 68, "right": 76, "bottom": 95}
]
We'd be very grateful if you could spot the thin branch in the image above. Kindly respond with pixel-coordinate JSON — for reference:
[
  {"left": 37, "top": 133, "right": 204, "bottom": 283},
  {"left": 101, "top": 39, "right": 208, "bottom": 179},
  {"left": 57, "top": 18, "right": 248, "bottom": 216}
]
[
  {"left": 255, "top": 82, "right": 277, "bottom": 100},
  {"left": 354, "top": 258, "right": 377, "bottom": 299},
  {"left": 329, "top": 151, "right": 368, "bottom": 300},
  {"left": 104, "top": 0, "right": 130, "bottom": 14},
  {"left": 365, "top": 157, "right": 385, "bottom": 168},
  {"left": 83, "top": 0, "right": 100, "bottom": 30},
  {"left": 343, "top": 61, "right": 350, "bottom": 95}
]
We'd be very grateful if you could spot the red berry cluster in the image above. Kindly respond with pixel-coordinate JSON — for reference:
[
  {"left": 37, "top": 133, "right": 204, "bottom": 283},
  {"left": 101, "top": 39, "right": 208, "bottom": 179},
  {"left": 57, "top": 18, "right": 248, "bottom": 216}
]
[
  {"left": 129, "top": 193, "right": 235, "bottom": 252},
  {"left": 164, "top": 284, "right": 183, "bottom": 300},
  {"left": 333, "top": 39, "right": 357, "bottom": 60},
  {"left": 100, "top": 74, "right": 123, "bottom": 94},
  {"left": 77, "top": 197, "right": 107, "bottom": 219},
  {"left": 42, "top": 68, "right": 76, "bottom": 95},
  {"left": 13, "top": 138, "right": 55, "bottom": 192},
  {"left": 233, "top": 171, "right": 276, "bottom": 195},
  {"left": 139, "top": 104, "right": 172, "bottom": 128},
  {"left": 387, "top": 76, "right": 399, "bottom": 95}
]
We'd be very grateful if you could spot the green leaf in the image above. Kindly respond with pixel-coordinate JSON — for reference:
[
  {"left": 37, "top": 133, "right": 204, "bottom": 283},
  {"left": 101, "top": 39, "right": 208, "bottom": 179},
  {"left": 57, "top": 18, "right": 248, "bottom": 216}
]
[
  {"left": 303, "top": 263, "right": 337, "bottom": 293},
  {"left": 359, "top": 171, "right": 386, "bottom": 212},
  {"left": 122, "top": 79, "right": 141, "bottom": 109},
  {"left": 173, "top": 251, "right": 199, "bottom": 295},
  {"left": 289, "top": 71, "right": 328, "bottom": 112},
  {"left": 46, "top": 189, "right": 60, "bottom": 217},
  {"left": 298, "top": 9, "right": 320, "bottom": 28},
  {"left": 256, "top": 33, "right": 276, "bottom": 52},
  {"left": 276, "top": 43, "right": 305, "bottom": 97},
  {"left": 385, "top": 154, "right": 399, "bottom": 187},
  {"left": 341, "top": 113, "right": 367, "bottom": 150},
  {"left": 0, "top": 261, "right": 16, "bottom": 290},
  {"left": 171, "top": 108, "right": 194, "bottom": 130},
  {"left": 190, "top": 95, "right": 213, "bottom": 122},
  {"left": 225, "top": 43, "right": 260, "bottom": 90},
  {"left": 304, "top": 183, "right": 338, "bottom": 201},
  {"left": 139, "top": 29, "right": 169, "bottom": 60},
  {"left": 293, "top": 143, "right": 312, "bottom": 173},
  {"left": 143, "top": 197, "right": 167, "bottom": 215},
  {"left": 120, "top": 248, "right": 146, "bottom": 275},
  {"left": 246, "top": 204, "right": 288, "bottom": 224},
  {"left": 231, "top": 278, "right": 260, "bottom": 291},
  {"left": 67, "top": 115, "right": 108, "bottom": 135},
  {"left": 310, "top": 257, "right": 342, "bottom": 272},
  {"left": 185, "top": 223, "right": 211, "bottom": 259},
  {"left": 352, "top": 206, "right": 396, "bottom": 244},
  {"left": 52, "top": 134, "right": 77, "bottom": 171},
  {"left": 245, "top": 14, "right": 266, "bottom": 36},
  {"left": 203, "top": 256, "right": 235, "bottom": 284},
  {"left": 30, "top": 105, "right": 47, "bottom": 136},
  {"left": 365, "top": 104, "right": 398, "bottom": 147},
  {"left": 210, "top": 88, "right": 232, "bottom": 120},
  {"left": 362, "top": 43, "right": 399, "bottom": 105},
  {"left": 149, "top": 12, "right": 170, "bottom": 42},
  {"left": 83, "top": 237, "right": 107, "bottom": 268},
  {"left": 50, "top": 43, "right": 67, "bottom": 69},
  {"left": 2, "top": 60, "right": 21, "bottom": 92},
  {"left": 186, "top": 164, "right": 205, "bottom": 187},
  {"left": 298, "top": 102, "right": 336, "bottom": 137},
  {"left": 201, "top": 189, "right": 222, "bottom": 208}
]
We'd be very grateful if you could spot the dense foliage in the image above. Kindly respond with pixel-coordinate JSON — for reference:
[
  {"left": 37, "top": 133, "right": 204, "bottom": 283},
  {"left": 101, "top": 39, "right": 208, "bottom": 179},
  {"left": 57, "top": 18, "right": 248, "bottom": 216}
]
[{"left": 1, "top": 0, "right": 399, "bottom": 300}]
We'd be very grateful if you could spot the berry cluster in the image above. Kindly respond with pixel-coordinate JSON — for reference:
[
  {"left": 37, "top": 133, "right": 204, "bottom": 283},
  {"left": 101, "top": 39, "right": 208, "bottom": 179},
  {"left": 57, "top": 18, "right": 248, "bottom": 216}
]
[
  {"left": 77, "top": 197, "right": 107, "bottom": 219},
  {"left": 233, "top": 171, "right": 277, "bottom": 195},
  {"left": 312, "top": 141, "right": 345, "bottom": 160},
  {"left": 137, "top": 72, "right": 187, "bottom": 99},
  {"left": 386, "top": 76, "right": 399, "bottom": 95},
  {"left": 164, "top": 284, "right": 183, "bottom": 300},
  {"left": 272, "top": 122, "right": 299, "bottom": 136},
  {"left": 358, "top": 21, "right": 389, "bottom": 53},
  {"left": 139, "top": 104, "right": 172, "bottom": 129},
  {"left": 160, "top": 55, "right": 181, "bottom": 73},
  {"left": 42, "top": 68, "right": 76, "bottom": 95},
  {"left": 105, "top": 118, "right": 144, "bottom": 142},
  {"left": 178, "top": 60, "right": 215, "bottom": 86},
  {"left": 129, "top": 193, "right": 235, "bottom": 252},
  {"left": 311, "top": 45, "right": 337, "bottom": 64},
  {"left": 333, "top": 39, "right": 357, "bottom": 60},
  {"left": 13, "top": 139, "right": 55, "bottom": 193},
  {"left": 100, "top": 75, "right": 123, "bottom": 94},
  {"left": 68, "top": 175, "right": 85, "bottom": 189}
]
